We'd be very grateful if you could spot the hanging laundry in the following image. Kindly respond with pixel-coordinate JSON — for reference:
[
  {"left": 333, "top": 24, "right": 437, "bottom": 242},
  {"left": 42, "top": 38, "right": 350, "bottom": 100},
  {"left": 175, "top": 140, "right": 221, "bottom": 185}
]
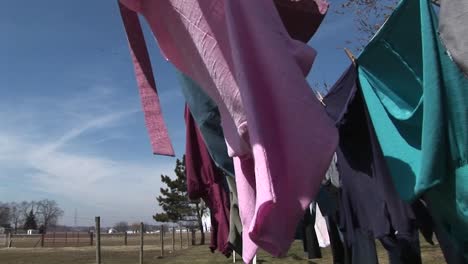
[
  {"left": 323, "top": 65, "right": 422, "bottom": 264},
  {"left": 273, "top": 0, "right": 327, "bottom": 43},
  {"left": 175, "top": 70, "right": 235, "bottom": 177},
  {"left": 324, "top": 152, "right": 340, "bottom": 188},
  {"left": 224, "top": 176, "right": 243, "bottom": 255},
  {"left": 357, "top": 0, "right": 468, "bottom": 258},
  {"left": 313, "top": 204, "right": 330, "bottom": 248},
  {"left": 295, "top": 206, "right": 322, "bottom": 260},
  {"left": 184, "top": 105, "right": 231, "bottom": 256},
  {"left": 439, "top": 0, "right": 468, "bottom": 76},
  {"left": 119, "top": 5, "right": 174, "bottom": 156},
  {"left": 118, "top": 1, "right": 338, "bottom": 262}
]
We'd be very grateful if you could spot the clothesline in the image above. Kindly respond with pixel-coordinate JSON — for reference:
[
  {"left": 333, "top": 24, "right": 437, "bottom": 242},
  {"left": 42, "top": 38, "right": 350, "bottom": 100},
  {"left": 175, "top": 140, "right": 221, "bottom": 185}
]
[{"left": 117, "top": 0, "right": 467, "bottom": 263}]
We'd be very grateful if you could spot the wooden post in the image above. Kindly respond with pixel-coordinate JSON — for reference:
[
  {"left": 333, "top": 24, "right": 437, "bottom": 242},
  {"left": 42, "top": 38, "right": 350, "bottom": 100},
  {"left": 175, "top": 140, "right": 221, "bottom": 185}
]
[
  {"left": 95, "top": 217, "right": 101, "bottom": 264},
  {"left": 77, "top": 231, "right": 80, "bottom": 247},
  {"left": 6, "top": 233, "right": 10, "bottom": 248},
  {"left": 52, "top": 232, "right": 56, "bottom": 247},
  {"left": 160, "top": 226, "right": 164, "bottom": 257},
  {"left": 186, "top": 228, "right": 189, "bottom": 247},
  {"left": 172, "top": 227, "right": 175, "bottom": 252},
  {"left": 8, "top": 233, "right": 12, "bottom": 248},
  {"left": 191, "top": 229, "right": 195, "bottom": 246},
  {"left": 124, "top": 232, "right": 127, "bottom": 246},
  {"left": 65, "top": 232, "right": 68, "bottom": 247},
  {"left": 41, "top": 233, "right": 45, "bottom": 247},
  {"left": 90, "top": 232, "right": 94, "bottom": 246},
  {"left": 233, "top": 251, "right": 236, "bottom": 263},
  {"left": 179, "top": 228, "right": 183, "bottom": 249},
  {"left": 139, "top": 222, "right": 144, "bottom": 264}
]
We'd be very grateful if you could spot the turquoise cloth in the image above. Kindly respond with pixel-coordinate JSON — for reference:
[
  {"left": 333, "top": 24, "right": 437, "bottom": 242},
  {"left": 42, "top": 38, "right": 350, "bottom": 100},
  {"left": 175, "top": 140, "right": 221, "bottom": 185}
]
[
  {"left": 175, "top": 70, "right": 235, "bottom": 177},
  {"left": 357, "top": 0, "right": 468, "bottom": 257}
]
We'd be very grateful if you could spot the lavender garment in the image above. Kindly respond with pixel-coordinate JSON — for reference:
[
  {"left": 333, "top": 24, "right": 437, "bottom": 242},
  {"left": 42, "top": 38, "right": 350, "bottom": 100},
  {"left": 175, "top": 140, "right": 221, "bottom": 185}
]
[
  {"left": 323, "top": 66, "right": 422, "bottom": 264},
  {"left": 185, "top": 105, "right": 231, "bottom": 256},
  {"left": 118, "top": 1, "right": 338, "bottom": 262}
]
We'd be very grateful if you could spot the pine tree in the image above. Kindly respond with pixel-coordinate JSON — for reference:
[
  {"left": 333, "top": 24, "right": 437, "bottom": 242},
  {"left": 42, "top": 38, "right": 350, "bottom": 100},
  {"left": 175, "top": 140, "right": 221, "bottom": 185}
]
[
  {"left": 23, "top": 210, "right": 37, "bottom": 231},
  {"left": 153, "top": 156, "right": 207, "bottom": 245}
]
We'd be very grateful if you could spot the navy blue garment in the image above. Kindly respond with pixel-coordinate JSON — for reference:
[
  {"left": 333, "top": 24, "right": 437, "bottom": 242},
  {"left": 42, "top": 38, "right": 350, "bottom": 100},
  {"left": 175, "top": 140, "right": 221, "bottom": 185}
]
[
  {"left": 175, "top": 70, "right": 235, "bottom": 177},
  {"left": 295, "top": 206, "right": 322, "bottom": 260},
  {"left": 323, "top": 65, "right": 422, "bottom": 264}
]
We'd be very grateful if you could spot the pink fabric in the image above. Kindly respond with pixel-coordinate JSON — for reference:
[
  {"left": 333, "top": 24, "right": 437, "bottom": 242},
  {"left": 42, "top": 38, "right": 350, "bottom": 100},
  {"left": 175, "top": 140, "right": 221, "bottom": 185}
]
[
  {"left": 118, "top": 1, "right": 338, "bottom": 262},
  {"left": 119, "top": 4, "right": 174, "bottom": 156}
]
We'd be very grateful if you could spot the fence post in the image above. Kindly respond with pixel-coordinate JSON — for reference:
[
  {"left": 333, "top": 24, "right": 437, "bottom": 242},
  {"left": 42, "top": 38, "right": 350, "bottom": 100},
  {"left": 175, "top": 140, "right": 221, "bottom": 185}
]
[
  {"left": 52, "top": 232, "right": 56, "bottom": 247},
  {"left": 41, "top": 233, "right": 44, "bottom": 247},
  {"left": 4, "top": 233, "right": 8, "bottom": 247},
  {"left": 65, "top": 232, "right": 68, "bottom": 247},
  {"left": 186, "top": 228, "right": 189, "bottom": 247},
  {"left": 172, "top": 227, "right": 175, "bottom": 252},
  {"left": 179, "top": 228, "right": 183, "bottom": 249},
  {"left": 6, "top": 233, "right": 10, "bottom": 248},
  {"left": 90, "top": 232, "right": 94, "bottom": 246},
  {"left": 160, "top": 226, "right": 164, "bottom": 257},
  {"left": 140, "top": 222, "right": 144, "bottom": 264},
  {"left": 124, "top": 232, "right": 127, "bottom": 246},
  {"left": 233, "top": 251, "right": 236, "bottom": 263},
  {"left": 191, "top": 229, "right": 195, "bottom": 246},
  {"left": 95, "top": 216, "right": 101, "bottom": 264},
  {"left": 77, "top": 231, "right": 80, "bottom": 247}
]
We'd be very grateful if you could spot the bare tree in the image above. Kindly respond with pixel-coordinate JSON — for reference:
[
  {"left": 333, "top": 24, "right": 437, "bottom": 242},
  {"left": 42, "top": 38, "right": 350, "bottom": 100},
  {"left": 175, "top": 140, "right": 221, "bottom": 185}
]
[
  {"left": 0, "top": 203, "right": 11, "bottom": 228},
  {"left": 130, "top": 222, "right": 142, "bottom": 233},
  {"left": 36, "top": 199, "right": 64, "bottom": 232},
  {"left": 338, "top": 0, "right": 399, "bottom": 51},
  {"left": 113, "top": 221, "right": 129, "bottom": 233},
  {"left": 9, "top": 202, "right": 21, "bottom": 233}
]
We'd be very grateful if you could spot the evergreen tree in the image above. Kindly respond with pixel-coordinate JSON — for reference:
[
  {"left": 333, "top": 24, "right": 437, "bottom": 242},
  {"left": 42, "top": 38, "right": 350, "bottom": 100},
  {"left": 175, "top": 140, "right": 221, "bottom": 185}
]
[
  {"left": 23, "top": 210, "right": 37, "bottom": 230},
  {"left": 153, "top": 156, "right": 207, "bottom": 245}
]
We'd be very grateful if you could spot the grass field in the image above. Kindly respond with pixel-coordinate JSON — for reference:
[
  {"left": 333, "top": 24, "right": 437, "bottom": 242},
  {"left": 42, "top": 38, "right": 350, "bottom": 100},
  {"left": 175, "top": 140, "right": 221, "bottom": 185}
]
[{"left": 0, "top": 237, "right": 447, "bottom": 264}]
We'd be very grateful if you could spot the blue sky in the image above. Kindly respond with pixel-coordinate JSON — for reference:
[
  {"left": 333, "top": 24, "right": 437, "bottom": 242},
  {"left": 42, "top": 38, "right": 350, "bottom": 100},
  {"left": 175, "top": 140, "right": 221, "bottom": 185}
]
[{"left": 1, "top": 1, "right": 359, "bottom": 227}]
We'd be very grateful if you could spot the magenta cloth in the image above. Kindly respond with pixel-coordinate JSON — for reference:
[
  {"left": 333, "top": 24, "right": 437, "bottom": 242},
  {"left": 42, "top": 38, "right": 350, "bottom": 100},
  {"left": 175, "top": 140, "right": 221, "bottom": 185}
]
[
  {"left": 118, "top": 1, "right": 338, "bottom": 262},
  {"left": 119, "top": 4, "right": 174, "bottom": 156},
  {"left": 185, "top": 105, "right": 231, "bottom": 256}
]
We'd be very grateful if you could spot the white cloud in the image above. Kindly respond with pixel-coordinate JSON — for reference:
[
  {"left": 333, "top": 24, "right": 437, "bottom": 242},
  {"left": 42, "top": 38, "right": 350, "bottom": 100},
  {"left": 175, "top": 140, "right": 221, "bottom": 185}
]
[{"left": 0, "top": 86, "right": 179, "bottom": 226}]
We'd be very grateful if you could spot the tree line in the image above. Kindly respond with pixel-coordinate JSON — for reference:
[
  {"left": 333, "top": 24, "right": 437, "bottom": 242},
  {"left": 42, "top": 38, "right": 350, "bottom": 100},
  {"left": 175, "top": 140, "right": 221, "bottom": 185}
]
[{"left": 0, "top": 199, "right": 64, "bottom": 234}]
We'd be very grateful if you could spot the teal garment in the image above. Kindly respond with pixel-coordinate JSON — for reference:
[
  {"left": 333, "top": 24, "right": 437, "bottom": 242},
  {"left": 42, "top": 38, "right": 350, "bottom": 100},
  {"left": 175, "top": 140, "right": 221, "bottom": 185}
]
[
  {"left": 357, "top": 0, "right": 468, "bottom": 257},
  {"left": 175, "top": 70, "right": 235, "bottom": 177},
  {"left": 175, "top": 70, "right": 243, "bottom": 254}
]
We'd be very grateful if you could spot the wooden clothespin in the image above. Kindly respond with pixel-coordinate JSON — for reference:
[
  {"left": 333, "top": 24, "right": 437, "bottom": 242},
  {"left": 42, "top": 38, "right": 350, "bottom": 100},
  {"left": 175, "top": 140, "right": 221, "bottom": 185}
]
[
  {"left": 344, "top": 48, "right": 357, "bottom": 66},
  {"left": 316, "top": 91, "right": 326, "bottom": 107}
]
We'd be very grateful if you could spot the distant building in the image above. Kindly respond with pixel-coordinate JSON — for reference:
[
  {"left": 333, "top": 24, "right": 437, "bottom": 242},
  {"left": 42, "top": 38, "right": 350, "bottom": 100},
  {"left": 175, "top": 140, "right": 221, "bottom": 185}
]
[{"left": 27, "top": 229, "right": 39, "bottom": 235}]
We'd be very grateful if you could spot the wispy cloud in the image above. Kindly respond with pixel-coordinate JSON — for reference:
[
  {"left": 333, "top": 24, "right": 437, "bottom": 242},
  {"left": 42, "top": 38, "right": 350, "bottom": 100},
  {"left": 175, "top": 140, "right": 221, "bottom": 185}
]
[{"left": 0, "top": 86, "right": 178, "bottom": 226}]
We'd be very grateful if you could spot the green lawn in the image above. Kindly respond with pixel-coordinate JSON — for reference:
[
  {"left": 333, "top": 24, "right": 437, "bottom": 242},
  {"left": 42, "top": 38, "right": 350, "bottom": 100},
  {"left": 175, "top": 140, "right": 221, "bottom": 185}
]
[{"left": 0, "top": 238, "right": 446, "bottom": 264}]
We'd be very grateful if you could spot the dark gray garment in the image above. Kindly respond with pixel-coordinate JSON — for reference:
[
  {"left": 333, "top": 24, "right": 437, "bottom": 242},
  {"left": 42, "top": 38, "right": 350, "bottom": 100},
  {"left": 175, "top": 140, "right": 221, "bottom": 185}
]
[
  {"left": 325, "top": 215, "right": 349, "bottom": 264},
  {"left": 324, "top": 153, "right": 340, "bottom": 188},
  {"left": 351, "top": 230, "right": 379, "bottom": 264},
  {"left": 323, "top": 65, "right": 422, "bottom": 264},
  {"left": 439, "top": 0, "right": 468, "bottom": 76},
  {"left": 225, "top": 176, "right": 243, "bottom": 254},
  {"left": 379, "top": 233, "right": 422, "bottom": 264},
  {"left": 324, "top": 65, "right": 417, "bottom": 241}
]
